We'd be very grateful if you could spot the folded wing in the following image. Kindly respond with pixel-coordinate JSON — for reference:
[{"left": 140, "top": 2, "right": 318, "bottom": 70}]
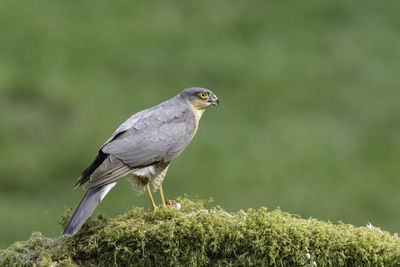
[{"left": 84, "top": 104, "right": 196, "bottom": 189}]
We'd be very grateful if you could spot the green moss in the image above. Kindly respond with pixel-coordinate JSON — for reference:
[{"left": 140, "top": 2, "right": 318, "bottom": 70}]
[{"left": 1, "top": 197, "right": 399, "bottom": 266}]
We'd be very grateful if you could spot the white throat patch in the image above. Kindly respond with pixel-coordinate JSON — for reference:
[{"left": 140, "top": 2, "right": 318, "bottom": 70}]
[{"left": 194, "top": 108, "right": 205, "bottom": 120}]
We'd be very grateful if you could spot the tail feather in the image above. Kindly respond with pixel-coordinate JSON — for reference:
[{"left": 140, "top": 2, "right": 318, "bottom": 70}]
[{"left": 62, "top": 182, "right": 116, "bottom": 237}]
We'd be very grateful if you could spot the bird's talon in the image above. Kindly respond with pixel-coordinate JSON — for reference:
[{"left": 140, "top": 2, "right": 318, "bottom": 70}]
[{"left": 165, "top": 200, "right": 181, "bottom": 210}]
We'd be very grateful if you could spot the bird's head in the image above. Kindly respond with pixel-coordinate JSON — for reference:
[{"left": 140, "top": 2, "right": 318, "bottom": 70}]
[{"left": 180, "top": 87, "right": 219, "bottom": 110}]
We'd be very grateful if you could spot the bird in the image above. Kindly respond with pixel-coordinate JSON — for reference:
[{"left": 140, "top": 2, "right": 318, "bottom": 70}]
[{"left": 62, "top": 87, "right": 219, "bottom": 237}]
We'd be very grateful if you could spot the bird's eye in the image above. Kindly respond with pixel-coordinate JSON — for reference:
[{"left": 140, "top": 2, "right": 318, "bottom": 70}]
[{"left": 199, "top": 92, "right": 208, "bottom": 99}]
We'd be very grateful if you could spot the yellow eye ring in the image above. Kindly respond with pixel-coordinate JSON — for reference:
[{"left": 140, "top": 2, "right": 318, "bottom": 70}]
[{"left": 199, "top": 92, "right": 208, "bottom": 99}]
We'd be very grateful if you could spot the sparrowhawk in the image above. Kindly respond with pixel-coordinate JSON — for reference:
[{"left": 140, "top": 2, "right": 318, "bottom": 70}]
[{"left": 62, "top": 87, "right": 219, "bottom": 237}]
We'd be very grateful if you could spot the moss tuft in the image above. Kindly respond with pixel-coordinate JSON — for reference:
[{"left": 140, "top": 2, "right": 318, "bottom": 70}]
[{"left": 1, "top": 197, "right": 399, "bottom": 266}]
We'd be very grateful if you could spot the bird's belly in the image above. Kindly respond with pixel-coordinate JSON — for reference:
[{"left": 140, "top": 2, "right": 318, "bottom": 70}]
[
  {"left": 132, "top": 165, "right": 156, "bottom": 178},
  {"left": 128, "top": 162, "right": 170, "bottom": 194}
]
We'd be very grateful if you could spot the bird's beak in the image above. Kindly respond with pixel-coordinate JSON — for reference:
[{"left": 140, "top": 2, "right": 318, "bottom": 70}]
[{"left": 209, "top": 94, "right": 219, "bottom": 106}]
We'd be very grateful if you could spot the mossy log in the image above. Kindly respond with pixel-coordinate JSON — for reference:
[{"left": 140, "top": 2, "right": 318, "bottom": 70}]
[{"left": 1, "top": 197, "right": 399, "bottom": 266}]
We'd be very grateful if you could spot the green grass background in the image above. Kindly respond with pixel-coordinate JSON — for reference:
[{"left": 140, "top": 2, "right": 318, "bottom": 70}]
[{"left": 1, "top": 1, "right": 400, "bottom": 248}]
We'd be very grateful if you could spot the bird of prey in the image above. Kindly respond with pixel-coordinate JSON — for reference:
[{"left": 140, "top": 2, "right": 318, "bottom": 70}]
[{"left": 62, "top": 87, "right": 219, "bottom": 237}]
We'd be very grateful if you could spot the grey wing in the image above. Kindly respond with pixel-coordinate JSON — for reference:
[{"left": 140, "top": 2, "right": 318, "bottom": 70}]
[
  {"left": 101, "top": 106, "right": 158, "bottom": 146},
  {"left": 75, "top": 106, "right": 161, "bottom": 189},
  {"left": 102, "top": 108, "right": 196, "bottom": 167},
  {"left": 83, "top": 155, "right": 132, "bottom": 189},
  {"left": 77, "top": 101, "right": 196, "bottom": 190}
]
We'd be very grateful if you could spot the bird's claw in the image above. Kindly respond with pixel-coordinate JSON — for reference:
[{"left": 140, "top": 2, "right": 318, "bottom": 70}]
[{"left": 165, "top": 200, "right": 181, "bottom": 210}]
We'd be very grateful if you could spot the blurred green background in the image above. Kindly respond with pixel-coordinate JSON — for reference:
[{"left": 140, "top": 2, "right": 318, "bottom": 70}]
[{"left": 1, "top": 1, "right": 400, "bottom": 248}]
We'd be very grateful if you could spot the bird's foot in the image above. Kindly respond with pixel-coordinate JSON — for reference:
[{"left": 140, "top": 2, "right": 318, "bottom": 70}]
[{"left": 165, "top": 200, "right": 181, "bottom": 210}]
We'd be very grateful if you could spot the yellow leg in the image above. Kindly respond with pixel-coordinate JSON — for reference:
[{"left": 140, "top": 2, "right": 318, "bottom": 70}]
[
  {"left": 159, "top": 184, "right": 166, "bottom": 207},
  {"left": 146, "top": 184, "right": 157, "bottom": 210}
]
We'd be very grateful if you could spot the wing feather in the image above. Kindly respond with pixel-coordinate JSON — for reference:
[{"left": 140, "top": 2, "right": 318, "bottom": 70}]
[
  {"left": 79, "top": 97, "right": 196, "bottom": 189},
  {"left": 83, "top": 155, "right": 132, "bottom": 189},
  {"left": 102, "top": 105, "right": 196, "bottom": 167}
]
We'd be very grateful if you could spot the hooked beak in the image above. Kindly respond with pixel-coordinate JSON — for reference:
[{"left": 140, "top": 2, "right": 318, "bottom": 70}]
[{"left": 209, "top": 94, "right": 219, "bottom": 106}]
